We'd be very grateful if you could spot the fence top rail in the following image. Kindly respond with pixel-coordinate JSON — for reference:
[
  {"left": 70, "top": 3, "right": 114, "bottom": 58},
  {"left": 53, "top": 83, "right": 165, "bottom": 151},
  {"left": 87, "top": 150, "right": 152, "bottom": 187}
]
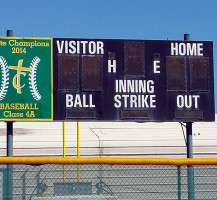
[{"left": 0, "top": 157, "right": 217, "bottom": 165}]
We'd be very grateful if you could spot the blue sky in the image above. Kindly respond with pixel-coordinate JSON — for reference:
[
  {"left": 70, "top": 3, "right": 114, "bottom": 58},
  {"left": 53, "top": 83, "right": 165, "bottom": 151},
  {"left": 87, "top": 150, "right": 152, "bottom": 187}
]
[{"left": 1, "top": 0, "right": 217, "bottom": 111}]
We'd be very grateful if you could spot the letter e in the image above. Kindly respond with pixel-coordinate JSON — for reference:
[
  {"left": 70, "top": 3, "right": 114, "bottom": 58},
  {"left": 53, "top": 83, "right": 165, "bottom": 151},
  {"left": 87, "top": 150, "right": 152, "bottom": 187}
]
[{"left": 153, "top": 60, "right": 160, "bottom": 73}]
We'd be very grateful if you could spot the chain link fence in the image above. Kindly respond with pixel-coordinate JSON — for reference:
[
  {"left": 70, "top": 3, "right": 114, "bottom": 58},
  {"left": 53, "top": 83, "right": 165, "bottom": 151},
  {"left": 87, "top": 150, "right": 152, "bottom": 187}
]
[{"left": 1, "top": 163, "right": 217, "bottom": 200}]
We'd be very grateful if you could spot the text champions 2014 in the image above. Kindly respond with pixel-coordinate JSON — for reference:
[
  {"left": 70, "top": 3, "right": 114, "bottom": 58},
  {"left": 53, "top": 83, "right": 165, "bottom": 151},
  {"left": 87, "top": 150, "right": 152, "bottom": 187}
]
[{"left": 8, "top": 40, "right": 50, "bottom": 48}]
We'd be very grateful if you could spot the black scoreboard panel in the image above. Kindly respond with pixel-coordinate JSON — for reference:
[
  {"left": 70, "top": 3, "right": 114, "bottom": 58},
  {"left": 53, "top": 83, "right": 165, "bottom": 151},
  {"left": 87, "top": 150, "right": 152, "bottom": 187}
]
[{"left": 53, "top": 39, "right": 214, "bottom": 122}]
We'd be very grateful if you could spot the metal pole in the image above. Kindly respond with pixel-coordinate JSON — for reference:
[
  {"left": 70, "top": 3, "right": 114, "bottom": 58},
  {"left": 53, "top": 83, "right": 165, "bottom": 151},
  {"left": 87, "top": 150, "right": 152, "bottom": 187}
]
[
  {"left": 184, "top": 34, "right": 194, "bottom": 200},
  {"left": 6, "top": 30, "right": 13, "bottom": 37},
  {"left": 183, "top": 34, "right": 195, "bottom": 200},
  {"left": 6, "top": 121, "right": 13, "bottom": 199},
  {"left": 6, "top": 30, "right": 13, "bottom": 200},
  {"left": 184, "top": 33, "right": 195, "bottom": 200},
  {"left": 184, "top": 34, "right": 190, "bottom": 41},
  {"left": 186, "top": 122, "right": 194, "bottom": 200},
  {"left": 187, "top": 122, "right": 193, "bottom": 158},
  {"left": 177, "top": 166, "right": 181, "bottom": 200},
  {"left": 7, "top": 122, "right": 13, "bottom": 157},
  {"left": 6, "top": 29, "right": 13, "bottom": 157}
]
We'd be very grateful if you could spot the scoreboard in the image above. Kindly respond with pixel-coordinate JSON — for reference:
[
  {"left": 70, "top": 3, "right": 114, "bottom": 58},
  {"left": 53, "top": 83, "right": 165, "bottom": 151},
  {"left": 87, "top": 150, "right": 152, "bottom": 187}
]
[
  {"left": 0, "top": 37, "right": 214, "bottom": 122},
  {"left": 53, "top": 39, "right": 214, "bottom": 122}
]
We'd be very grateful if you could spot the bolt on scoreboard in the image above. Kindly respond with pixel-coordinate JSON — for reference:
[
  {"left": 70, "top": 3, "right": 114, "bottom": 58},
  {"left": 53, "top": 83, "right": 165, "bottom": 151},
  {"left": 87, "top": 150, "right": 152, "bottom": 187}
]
[{"left": 52, "top": 38, "right": 214, "bottom": 122}]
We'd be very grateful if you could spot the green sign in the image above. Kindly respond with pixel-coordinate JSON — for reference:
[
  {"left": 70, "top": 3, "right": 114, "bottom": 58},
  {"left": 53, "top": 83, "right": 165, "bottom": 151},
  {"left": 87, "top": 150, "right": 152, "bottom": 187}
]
[{"left": 0, "top": 37, "right": 53, "bottom": 121}]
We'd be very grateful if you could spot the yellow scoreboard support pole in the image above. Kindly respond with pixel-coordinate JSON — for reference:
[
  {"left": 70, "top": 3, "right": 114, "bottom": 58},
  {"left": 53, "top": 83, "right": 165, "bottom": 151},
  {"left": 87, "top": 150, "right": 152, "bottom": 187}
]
[
  {"left": 63, "top": 122, "right": 66, "bottom": 182},
  {"left": 63, "top": 121, "right": 80, "bottom": 182},
  {"left": 63, "top": 122, "right": 66, "bottom": 158},
  {"left": 77, "top": 121, "right": 80, "bottom": 158},
  {"left": 77, "top": 121, "right": 80, "bottom": 182}
]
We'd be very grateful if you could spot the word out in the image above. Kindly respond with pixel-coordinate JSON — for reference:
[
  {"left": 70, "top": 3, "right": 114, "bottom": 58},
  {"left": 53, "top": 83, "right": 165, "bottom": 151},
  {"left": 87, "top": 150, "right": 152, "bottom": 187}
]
[{"left": 177, "top": 95, "right": 200, "bottom": 108}]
